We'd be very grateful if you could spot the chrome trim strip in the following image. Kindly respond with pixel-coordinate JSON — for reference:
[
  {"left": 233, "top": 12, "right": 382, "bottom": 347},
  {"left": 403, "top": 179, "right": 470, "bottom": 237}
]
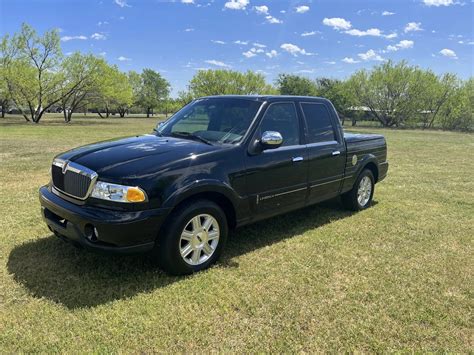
[
  {"left": 259, "top": 186, "right": 307, "bottom": 201},
  {"left": 310, "top": 178, "right": 343, "bottom": 188}
]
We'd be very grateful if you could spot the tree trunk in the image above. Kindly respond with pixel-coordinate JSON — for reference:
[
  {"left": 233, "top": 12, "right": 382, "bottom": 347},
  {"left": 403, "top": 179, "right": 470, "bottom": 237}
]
[
  {"left": 62, "top": 104, "right": 68, "bottom": 122},
  {"left": 147, "top": 107, "right": 151, "bottom": 118},
  {"left": 106, "top": 106, "right": 110, "bottom": 118}
]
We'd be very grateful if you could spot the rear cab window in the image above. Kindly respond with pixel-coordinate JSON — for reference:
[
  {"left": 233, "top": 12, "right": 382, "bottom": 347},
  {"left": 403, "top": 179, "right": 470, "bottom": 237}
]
[{"left": 300, "top": 103, "right": 337, "bottom": 144}]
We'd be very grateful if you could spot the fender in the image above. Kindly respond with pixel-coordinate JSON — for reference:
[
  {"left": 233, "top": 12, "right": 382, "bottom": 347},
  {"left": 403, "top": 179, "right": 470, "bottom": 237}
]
[
  {"left": 341, "top": 153, "right": 380, "bottom": 193},
  {"left": 354, "top": 154, "right": 379, "bottom": 179},
  {"left": 161, "top": 178, "right": 243, "bottom": 211}
]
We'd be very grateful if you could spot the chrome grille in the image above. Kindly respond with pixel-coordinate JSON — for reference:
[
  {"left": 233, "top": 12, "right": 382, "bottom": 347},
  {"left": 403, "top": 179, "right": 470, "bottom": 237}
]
[{"left": 51, "top": 159, "right": 98, "bottom": 200}]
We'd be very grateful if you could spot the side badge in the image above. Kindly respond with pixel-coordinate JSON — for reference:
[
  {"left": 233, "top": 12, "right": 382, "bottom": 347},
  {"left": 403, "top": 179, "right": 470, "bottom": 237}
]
[{"left": 352, "top": 155, "right": 358, "bottom": 166}]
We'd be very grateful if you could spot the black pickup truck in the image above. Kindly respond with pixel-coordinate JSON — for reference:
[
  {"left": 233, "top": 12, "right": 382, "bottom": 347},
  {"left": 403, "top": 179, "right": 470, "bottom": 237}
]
[{"left": 40, "top": 96, "right": 388, "bottom": 275}]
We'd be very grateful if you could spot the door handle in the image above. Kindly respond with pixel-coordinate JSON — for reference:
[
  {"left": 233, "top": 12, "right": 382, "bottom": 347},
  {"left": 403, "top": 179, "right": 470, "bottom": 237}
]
[
  {"left": 332, "top": 150, "right": 341, "bottom": 156},
  {"left": 292, "top": 156, "right": 304, "bottom": 162}
]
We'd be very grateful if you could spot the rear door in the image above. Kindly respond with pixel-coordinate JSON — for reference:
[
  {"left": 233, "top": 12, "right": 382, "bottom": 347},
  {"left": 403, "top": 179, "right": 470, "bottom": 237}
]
[
  {"left": 300, "top": 102, "right": 346, "bottom": 204},
  {"left": 244, "top": 101, "right": 308, "bottom": 218}
]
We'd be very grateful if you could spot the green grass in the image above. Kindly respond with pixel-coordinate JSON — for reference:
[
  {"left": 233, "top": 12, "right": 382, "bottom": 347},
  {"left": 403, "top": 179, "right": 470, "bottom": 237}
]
[{"left": 0, "top": 115, "right": 473, "bottom": 352}]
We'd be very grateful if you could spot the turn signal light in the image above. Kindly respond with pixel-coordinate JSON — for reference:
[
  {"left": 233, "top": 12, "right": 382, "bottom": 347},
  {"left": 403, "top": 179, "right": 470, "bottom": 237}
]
[{"left": 127, "top": 187, "right": 146, "bottom": 202}]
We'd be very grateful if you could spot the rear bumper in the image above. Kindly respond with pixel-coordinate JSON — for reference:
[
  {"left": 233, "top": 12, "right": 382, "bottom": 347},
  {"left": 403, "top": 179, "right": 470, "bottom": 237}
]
[
  {"left": 39, "top": 185, "right": 170, "bottom": 254},
  {"left": 378, "top": 161, "right": 389, "bottom": 182}
]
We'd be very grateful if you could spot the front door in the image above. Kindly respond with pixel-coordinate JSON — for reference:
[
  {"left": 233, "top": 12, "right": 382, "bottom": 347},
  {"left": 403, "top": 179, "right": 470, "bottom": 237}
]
[{"left": 244, "top": 102, "right": 308, "bottom": 219}]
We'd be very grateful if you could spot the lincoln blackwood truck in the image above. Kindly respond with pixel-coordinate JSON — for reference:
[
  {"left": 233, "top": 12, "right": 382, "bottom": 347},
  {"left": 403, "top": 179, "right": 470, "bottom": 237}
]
[{"left": 40, "top": 96, "right": 388, "bottom": 275}]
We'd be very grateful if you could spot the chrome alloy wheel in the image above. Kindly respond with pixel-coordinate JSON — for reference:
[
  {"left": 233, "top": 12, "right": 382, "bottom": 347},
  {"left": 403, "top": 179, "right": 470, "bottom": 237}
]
[
  {"left": 179, "top": 214, "right": 220, "bottom": 266},
  {"left": 357, "top": 176, "right": 372, "bottom": 207}
]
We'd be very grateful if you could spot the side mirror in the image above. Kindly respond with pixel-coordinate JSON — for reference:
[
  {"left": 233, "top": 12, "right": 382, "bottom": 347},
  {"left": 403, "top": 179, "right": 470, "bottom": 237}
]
[{"left": 260, "top": 131, "right": 283, "bottom": 149}]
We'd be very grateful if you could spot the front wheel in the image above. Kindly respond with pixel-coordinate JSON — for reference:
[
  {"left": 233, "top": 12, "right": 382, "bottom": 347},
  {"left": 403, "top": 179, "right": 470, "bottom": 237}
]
[
  {"left": 342, "top": 169, "right": 375, "bottom": 211},
  {"left": 153, "top": 199, "right": 228, "bottom": 275}
]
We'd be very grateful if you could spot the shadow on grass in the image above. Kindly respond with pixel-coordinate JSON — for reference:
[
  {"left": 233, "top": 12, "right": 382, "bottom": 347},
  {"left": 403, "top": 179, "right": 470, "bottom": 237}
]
[{"left": 7, "top": 198, "right": 361, "bottom": 309}]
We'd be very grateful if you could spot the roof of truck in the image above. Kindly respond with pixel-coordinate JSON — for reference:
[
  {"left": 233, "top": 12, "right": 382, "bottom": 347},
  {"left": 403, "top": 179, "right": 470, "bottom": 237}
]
[{"left": 199, "top": 95, "right": 330, "bottom": 102}]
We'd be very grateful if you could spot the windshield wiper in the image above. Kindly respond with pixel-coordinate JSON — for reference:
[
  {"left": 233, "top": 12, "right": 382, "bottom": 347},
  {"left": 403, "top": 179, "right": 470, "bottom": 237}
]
[{"left": 170, "top": 131, "right": 213, "bottom": 145}]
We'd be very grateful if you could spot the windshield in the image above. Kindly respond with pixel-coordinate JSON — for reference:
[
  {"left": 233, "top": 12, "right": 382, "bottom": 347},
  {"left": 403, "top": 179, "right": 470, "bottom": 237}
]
[{"left": 156, "top": 98, "right": 262, "bottom": 144}]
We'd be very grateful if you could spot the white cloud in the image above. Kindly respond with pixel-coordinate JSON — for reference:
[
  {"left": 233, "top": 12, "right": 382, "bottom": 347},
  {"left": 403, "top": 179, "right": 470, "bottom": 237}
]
[
  {"left": 280, "top": 43, "right": 312, "bottom": 56},
  {"left": 99, "top": 51, "right": 107, "bottom": 57},
  {"left": 404, "top": 22, "right": 422, "bottom": 33},
  {"left": 184, "top": 28, "right": 195, "bottom": 32},
  {"left": 205, "top": 59, "right": 231, "bottom": 68},
  {"left": 345, "top": 28, "right": 383, "bottom": 37},
  {"left": 439, "top": 48, "right": 458, "bottom": 59},
  {"left": 114, "top": 0, "right": 130, "bottom": 8},
  {"left": 322, "top": 17, "right": 352, "bottom": 30},
  {"left": 117, "top": 56, "right": 131, "bottom": 61},
  {"left": 254, "top": 5, "right": 269, "bottom": 14},
  {"left": 234, "top": 40, "right": 248, "bottom": 45},
  {"left": 211, "top": 40, "right": 226, "bottom": 44},
  {"left": 265, "top": 15, "right": 282, "bottom": 24},
  {"left": 382, "top": 11, "right": 395, "bottom": 16},
  {"left": 342, "top": 57, "right": 360, "bottom": 64},
  {"left": 181, "top": 0, "right": 194, "bottom": 3},
  {"left": 266, "top": 50, "right": 278, "bottom": 58},
  {"left": 224, "top": 0, "right": 249, "bottom": 10},
  {"left": 61, "top": 35, "right": 87, "bottom": 42},
  {"left": 386, "top": 40, "right": 414, "bottom": 52},
  {"left": 295, "top": 5, "right": 310, "bottom": 13},
  {"left": 253, "top": 42, "right": 266, "bottom": 48},
  {"left": 243, "top": 50, "right": 257, "bottom": 58},
  {"left": 385, "top": 32, "right": 398, "bottom": 39},
  {"left": 324, "top": 61, "right": 336, "bottom": 65},
  {"left": 97, "top": 21, "right": 109, "bottom": 26},
  {"left": 397, "top": 40, "right": 414, "bottom": 49},
  {"left": 91, "top": 33, "right": 106, "bottom": 40},
  {"left": 119, "top": 16, "right": 125, "bottom": 20},
  {"left": 358, "top": 49, "right": 384, "bottom": 61},
  {"left": 301, "top": 31, "right": 319, "bottom": 37},
  {"left": 423, "top": 0, "right": 455, "bottom": 6},
  {"left": 243, "top": 47, "right": 265, "bottom": 58}
]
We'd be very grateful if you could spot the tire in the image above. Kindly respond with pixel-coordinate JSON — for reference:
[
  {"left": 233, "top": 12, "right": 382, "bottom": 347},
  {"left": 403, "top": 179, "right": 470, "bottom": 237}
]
[
  {"left": 153, "top": 199, "right": 228, "bottom": 275},
  {"left": 342, "top": 169, "right": 375, "bottom": 211}
]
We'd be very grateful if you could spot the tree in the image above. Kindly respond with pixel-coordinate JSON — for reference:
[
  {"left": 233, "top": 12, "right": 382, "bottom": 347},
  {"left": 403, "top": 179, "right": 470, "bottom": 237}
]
[
  {"left": 414, "top": 70, "right": 458, "bottom": 129},
  {"left": 90, "top": 62, "right": 133, "bottom": 118},
  {"left": 347, "top": 61, "right": 420, "bottom": 127},
  {"left": 0, "top": 23, "right": 80, "bottom": 123},
  {"left": 438, "top": 78, "right": 473, "bottom": 131},
  {"left": 188, "top": 69, "right": 277, "bottom": 97},
  {"left": 59, "top": 53, "right": 102, "bottom": 122},
  {"left": 315, "top": 78, "right": 356, "bottom": 125},
  {"left": 135, "top": 69, "right": 170, "bottom": 117},
  {"left": 276, "top": 74, "right": 317, "bottom": 96},
  {"left": 0, "top": 61, "right": 11, "bottom": 117}
]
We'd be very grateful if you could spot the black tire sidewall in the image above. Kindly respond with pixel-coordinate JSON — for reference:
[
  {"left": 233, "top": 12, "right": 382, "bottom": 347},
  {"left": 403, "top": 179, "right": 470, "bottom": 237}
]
[{"left": 157, "top": 200, "right": 228, "bottom": 275}]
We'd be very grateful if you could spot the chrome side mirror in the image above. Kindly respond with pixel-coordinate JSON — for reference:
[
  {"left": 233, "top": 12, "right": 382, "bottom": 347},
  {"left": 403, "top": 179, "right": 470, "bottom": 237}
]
[{"left": 261, "top": 131, "right": 283, "bottom": 149}]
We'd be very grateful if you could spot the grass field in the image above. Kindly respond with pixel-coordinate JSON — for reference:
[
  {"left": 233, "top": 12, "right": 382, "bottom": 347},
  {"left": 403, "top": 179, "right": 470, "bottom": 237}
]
[{"left": 0, "top": 115, "right": 472, "bottom": 352}]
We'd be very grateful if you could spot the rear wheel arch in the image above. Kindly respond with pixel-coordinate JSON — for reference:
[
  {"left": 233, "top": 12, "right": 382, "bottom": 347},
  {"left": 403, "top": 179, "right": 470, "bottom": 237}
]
[{"left": 363, "top": 161, "right": 379, "bottom": 183}]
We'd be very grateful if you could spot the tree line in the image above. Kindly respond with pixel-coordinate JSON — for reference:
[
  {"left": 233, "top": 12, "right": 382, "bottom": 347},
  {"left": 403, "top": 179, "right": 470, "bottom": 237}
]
[{"left": 1, "top": 23, "right": 472, "bottom": 131}]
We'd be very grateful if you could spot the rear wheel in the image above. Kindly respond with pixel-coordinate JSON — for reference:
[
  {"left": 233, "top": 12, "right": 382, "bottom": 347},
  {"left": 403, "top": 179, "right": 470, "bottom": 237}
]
[
  {"left": 342, "top": 169, "right": 375, "bottom": 211},
  {"left": 153, "top": 199, "right": 228, "bottom": 275}
]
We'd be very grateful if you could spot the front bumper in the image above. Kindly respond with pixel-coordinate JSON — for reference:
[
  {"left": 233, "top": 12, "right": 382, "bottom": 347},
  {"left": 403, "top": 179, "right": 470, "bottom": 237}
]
[{"left": 39, "top": 185, "right": 170, "bottom": 254}]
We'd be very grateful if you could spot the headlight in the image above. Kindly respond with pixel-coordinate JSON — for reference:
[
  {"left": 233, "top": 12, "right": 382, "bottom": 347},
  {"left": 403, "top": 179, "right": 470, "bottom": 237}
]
[{"left": 91, "top": 181, "right": 147, "bottom": 203}]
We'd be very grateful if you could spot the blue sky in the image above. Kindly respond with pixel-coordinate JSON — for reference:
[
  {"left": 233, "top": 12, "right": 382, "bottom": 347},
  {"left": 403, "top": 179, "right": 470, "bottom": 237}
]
[{"left": 1, "top": 0, "right": 473, "bottom": 95}]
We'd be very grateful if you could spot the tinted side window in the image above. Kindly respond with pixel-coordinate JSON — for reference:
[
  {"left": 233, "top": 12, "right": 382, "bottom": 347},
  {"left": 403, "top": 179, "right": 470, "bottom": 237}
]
[
  {"left": 260, "top": 103, "right": 300, "bottom": 146},
  {"left": 301, "top": 103, "right": 336, "bottom": 143}
]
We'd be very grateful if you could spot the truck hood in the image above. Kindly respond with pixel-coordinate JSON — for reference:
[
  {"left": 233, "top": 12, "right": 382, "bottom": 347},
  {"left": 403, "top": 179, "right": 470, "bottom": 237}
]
[{"left": 56, "top": 134, "right": 220, "bottom": 180}]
